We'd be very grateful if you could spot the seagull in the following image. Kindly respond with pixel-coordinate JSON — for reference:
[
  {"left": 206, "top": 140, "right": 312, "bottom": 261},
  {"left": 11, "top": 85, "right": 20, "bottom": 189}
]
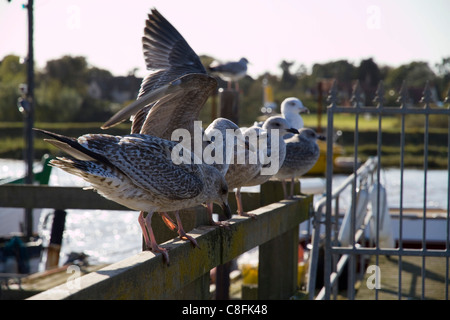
[
  {"left": 227, "top": 116, "right": 299, "bottom": 215},
  {"left": 253, "top": 97, "right": 309, "bottom": 137},
  {"left": 101, "top": 8, "right": 215, "bottom": 137},
  {"left": 274, "top": 128, "right": 325, "bottom": 199},
  {"left": 150, "top": 116, "right": 243, "bottom": 234},
  {"left": 208, "top": 57, "right": 249, "bottom": 91},
  {"left": 101, "top": 9, "right": 243, "bottom": 237},
  {"left": 280, "top": 97, "right": 310, "bottom": 138},
  {"left": 203, "top": 117, "right": 243, "bottom": 175},
  {"left": 243, "top": 116, "right": 298, "bottom": 187},
  {"left": 224, "top": 126, "right": 262, "bottom": 218},
  {"left": 34, "top": 128, "right": 231, "bottom": 264},
  {"left": 202, "top": 117, "right": 247, "bottom": 226}
]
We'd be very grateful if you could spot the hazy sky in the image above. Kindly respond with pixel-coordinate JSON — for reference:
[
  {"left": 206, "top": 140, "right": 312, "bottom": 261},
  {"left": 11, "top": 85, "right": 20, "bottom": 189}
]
[{"left": 1, "top": 0, "right": 449, "bottom": 78}]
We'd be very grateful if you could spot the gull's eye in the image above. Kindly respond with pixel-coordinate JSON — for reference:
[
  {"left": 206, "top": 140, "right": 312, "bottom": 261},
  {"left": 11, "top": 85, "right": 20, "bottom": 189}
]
[{"left": 221, "top": 186, "right": 228, "bottom": 195}]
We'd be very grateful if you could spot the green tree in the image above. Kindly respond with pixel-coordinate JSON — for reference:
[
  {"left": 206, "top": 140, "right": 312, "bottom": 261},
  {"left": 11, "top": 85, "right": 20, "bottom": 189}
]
[
  {"left": 357, "top": 58, "right": 381, "bottom": 105},
  {"left": 0, "top": 55, "right": 26, "bottom": 83},
  {"left": 384, "top": 61, "right": 437, "bottom": 104},
  {"left": 0, "top": 55, "right": 27, "bottom": 121},
  {"left": 34, "top": 56, "right": 89, "bottom": 121},
  {"left": 436, "top": 57, "right": 450, "bottom": 82},
  {"left": 279, "top": 60, "right": 297, "bottom": 90},
  {"left": 435, "top": 57, "right": 450, "bottom": 99},
  {"left": 35, "top": 78, "right": 83, "bottom": 122},
  {"left": 311, "top": 60, "right": 357, "bottom": 84},
  {"left": 385, "top": 61, "right": 436, "bottom": 89},
  {"left": 35, "top": 55, "right": 117, "bottom": 122},
  {"left": 44, "top": 55, "right": 89, "bottom": 91}
]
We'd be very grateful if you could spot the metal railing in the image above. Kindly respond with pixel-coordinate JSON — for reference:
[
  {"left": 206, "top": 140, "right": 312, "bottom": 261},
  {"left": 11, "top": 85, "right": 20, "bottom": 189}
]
[
  {"left": 307, "top": 156, "right": 379, "bottom": 299},
  {"left": 308, "top": 80, "right": 450, "bottom": 300}
]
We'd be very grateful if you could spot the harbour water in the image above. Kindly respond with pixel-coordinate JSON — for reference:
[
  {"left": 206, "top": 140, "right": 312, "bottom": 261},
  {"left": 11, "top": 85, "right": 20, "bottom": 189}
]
[
  {"left": 1, "top": 159, "right": 449, "bottom": 268},
  {"left": 1, "top": 159, "right": 141, "bottom": 267}
]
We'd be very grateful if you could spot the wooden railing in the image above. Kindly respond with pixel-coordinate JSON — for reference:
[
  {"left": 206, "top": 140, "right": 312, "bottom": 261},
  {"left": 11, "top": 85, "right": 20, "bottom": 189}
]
[{"left": 0, "top": 181, "right": 312, "bottom": 300}]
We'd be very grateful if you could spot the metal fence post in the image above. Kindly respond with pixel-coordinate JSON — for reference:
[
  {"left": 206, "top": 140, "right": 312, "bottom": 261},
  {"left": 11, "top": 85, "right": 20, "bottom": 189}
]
[{"left": 324, "top": 80, "right": 338, "bottom": 300}]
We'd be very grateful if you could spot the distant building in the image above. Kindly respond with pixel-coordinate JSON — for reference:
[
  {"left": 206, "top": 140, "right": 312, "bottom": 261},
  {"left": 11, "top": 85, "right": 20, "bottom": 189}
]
[
  {"left": 87, "top": 80, "right": 102, "bottom": 100},
  {"left": 88, "top": 75, "right": 142, "bottom": 103}
]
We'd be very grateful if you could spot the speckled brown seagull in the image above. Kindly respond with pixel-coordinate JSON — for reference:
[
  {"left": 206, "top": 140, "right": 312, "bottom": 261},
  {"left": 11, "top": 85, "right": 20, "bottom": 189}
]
[
  {"left": 101, "top": 8, "right": 215, "bottom": 139},
  {"left": 34, "top": 128, "right": 231, "bottom": 264},
  {"left": 100, "top": 9, "right": 241, "bottom": 237}
]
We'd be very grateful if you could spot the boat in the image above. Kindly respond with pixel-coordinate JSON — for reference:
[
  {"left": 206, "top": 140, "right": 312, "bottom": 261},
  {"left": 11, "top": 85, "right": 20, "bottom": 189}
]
[
  {"left": 306, "top": 139, "right": 360, "bottom": 176},
  {"left": 0, "top": 154, "right": 53, "bottom": 186},
  {"left": 0, "top": 155, "right": 53, "bottom": 279}
]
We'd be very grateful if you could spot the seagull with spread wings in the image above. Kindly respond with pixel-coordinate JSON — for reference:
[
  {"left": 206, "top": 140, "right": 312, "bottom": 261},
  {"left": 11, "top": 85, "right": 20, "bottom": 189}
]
[{"left": 101, "top": 9, "right": 246, "bottom": 242}]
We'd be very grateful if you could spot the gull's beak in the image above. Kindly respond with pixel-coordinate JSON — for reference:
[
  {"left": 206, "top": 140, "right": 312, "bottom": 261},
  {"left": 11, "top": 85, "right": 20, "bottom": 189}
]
[
  {"left": 300, "top": 107, "right": 310, "bottom": 114},
  {"left": 221, "top": 202, "right": 232, "bottom": 220},
  {"left": 287, "top": 128, "right": 299, "bottom": 134}
]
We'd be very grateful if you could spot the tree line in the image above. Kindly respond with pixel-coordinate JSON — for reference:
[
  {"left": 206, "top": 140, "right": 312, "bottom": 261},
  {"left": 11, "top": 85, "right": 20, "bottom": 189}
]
[{"left": 1, "top": 54, "right": 449, "bottom": 126}]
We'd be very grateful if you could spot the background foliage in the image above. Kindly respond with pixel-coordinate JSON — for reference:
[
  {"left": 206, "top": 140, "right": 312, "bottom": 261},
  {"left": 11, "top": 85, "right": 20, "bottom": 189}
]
[
  {"left": 1, "top": 54, "right": 449, "bottom": 126},
  {"left": 1, "top": 54, "right": 449, "bottom": 166}
]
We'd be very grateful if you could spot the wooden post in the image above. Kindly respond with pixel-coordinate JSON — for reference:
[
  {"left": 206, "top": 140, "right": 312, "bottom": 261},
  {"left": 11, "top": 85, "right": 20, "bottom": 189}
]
[
  {"left": 141, "top": 206, "right": 211, "bottom": 298},
  {"left": 258, "top": 226, "right": 299, "bottom": 299},
  {"left": 219, "top": 89, "right": 239, "bottom": 125},
  {"left": 45, "top": 209, "right": 67, "bottom": 270},
  {"left": 215, "top": 209, "right": 231, "bottom": 300},
  {"left": 257, "top": 180, "right": 301, "bottom": 299},
  {"left": 170, "top": 273, "right": 211, "bottom": 299},
  {"left": 215, "top": 261, "right": 231, "bottom": 300}
]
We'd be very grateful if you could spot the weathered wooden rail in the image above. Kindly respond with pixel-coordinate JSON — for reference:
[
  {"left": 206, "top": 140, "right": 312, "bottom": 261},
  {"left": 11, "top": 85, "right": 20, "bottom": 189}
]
[{"left": 0, "top": 181, "right": 312, "bottom": 300}]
